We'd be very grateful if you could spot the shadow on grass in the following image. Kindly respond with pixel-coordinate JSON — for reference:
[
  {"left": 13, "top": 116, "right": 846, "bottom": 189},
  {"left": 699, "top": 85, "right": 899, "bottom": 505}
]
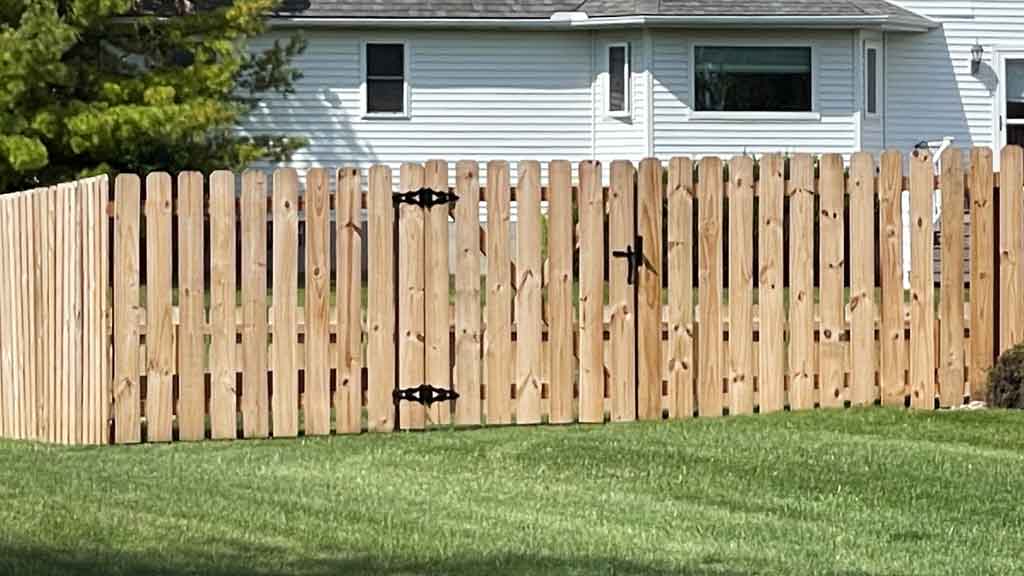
[{"left": 0, "top": 543, "right": 796, "bottom": 576}]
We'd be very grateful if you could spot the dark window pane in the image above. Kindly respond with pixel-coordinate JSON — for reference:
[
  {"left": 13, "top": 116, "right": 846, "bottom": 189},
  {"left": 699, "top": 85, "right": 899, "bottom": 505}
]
[
  {"left": 609, "top": 46, "right": 627, "bottom": 112},
  {"left": 866, "top": 48, "right": 878, "bottom": 114},
  {"left": 694, "top": 46, "right": 812, "bottom": 112},
  {"left": 1009, "top": 124, "right": 1024, "bottom": 147},
  {"left": 367, "top": 79, "right": 404, "bottom": 113},
  {"left": 1008, "top": 60, "right": 1024, "bottom": 119},
  {"left": 367, "top": 44, "right": 404, "bottom": 77}
]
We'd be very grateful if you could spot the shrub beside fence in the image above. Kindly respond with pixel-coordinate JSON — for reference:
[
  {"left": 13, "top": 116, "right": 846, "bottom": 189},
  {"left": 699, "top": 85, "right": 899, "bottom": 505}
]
[{"left": 0, "top": 147, "right": 1019, "bottom": 445}]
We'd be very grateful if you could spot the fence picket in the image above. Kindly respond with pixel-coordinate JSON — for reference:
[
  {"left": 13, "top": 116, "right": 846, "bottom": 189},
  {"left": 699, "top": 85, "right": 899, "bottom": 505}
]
[
  {"left": 425, "top": 160, "right": 452, "bottom": 426},
  {"left": 939, "top": 147, "right": 966, "bottom": 408},
  {"left": 819, "top": 154, "right": 846, "bottom": 408},
  {"left": 486, "top": 161, "right": 513, "bottom": 425},
  {"left": 304, "top": 168, "right": 331, "bottom": 436},
  {"left": 454, "top": 161, "right": 482, "bottom": 426},
  {"left": 788, "top": 155, "right": 815, "bottom": 411},
  {"left": 910, "top": 150, "right": 937, "bottom": 409},
  {"left": 1000, "top": 145, "right": 1024, "bottom": 353},
  {"left": 367, "top": 166, "right": 395, "bottom": 432},
  {"left": 241, "top": 171, "right": 270, "bottom": 438},
  {"left": 609, "top": 160, "right": 636, "bottom": 422},
  {"left": 727, "top": 156, "right": 754, "bottom": 416},
  {"left": 969, "top": 147, "right": 995, "bottom": 401},
  {"left": 516, "top": 160, "right": 543, "bottom": 425},
  {"left": 0, "top": 198, "right": 11, "bottom": 439},
  {"left": 697, "top": 157, "right": 723, "bottom": 417},
  {"left": 758, "top": 154, "right": 785, "bottom": 413},
  {"left": 668, "top": 157, "right": 694, "bottom": 418},
  {"left": 547, "top": 160, "right": 574, "bottom": 424},
  {"left": 398, "top": 163, "right": 427, "bottom": 430},
  {"left": 272, "top": 168, "right": 300, "bottom": 437},
  {"left": 210, "top": 171, "right": 237, "bottom": 440},
  {"left": 638, "top": 158, "right": 664, "bottom": 421},
  {"left": 33, "top": 191, "right": 49, "bottom": 441},
  {"left": 336, "top": 167, "right": 363, "bottom": 434},
  {"left": 113, "top": 175, "right": 141, "bottom": 443},
  {"left": 177, "top": 172, "right": 206, "bottom": 441},
  {"left": 849, "top": 153, "right": 876, "bottom": 407},
  {"left": 145, "top": 173, "right": 174, "bottom": 442},
  {"left": 879, "top": 151, "right": 906, "bottom": 406},
  {"left": 578, "top": 160, "right": 605, "bottom": 423}
]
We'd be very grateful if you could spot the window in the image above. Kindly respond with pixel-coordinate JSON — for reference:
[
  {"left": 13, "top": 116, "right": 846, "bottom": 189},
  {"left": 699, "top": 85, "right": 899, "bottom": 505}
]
[
  {"left": 865, "top": 43, "right": 880, "bottom": 116},
  {"left": 364, "top": 43, "right": 406, "bottom": 116},
  {"left": 693, "top": 46, "right": 812, "bottom": 112},
  {"left": 607, "top": 44, "right": 630, "bottom": 115}
]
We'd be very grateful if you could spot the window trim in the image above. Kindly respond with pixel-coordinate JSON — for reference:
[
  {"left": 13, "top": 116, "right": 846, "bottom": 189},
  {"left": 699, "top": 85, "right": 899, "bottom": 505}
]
[
  {"left": 864, "top": 40, "right": 882, "bottom": 119},
  {"left": 688, "top": 41, "right": 818, "bottom": 118},
  {"left": 361, "top": 40, "right": 410, "bottom": 119},
  {"left": 605, "top": 42, "right": 631, "bottom": 118}
]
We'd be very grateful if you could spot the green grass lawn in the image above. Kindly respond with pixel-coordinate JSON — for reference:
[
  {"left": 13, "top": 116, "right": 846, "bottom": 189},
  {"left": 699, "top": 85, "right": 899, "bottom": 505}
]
[{"left": 2, "top": 409, "right": 1023, "bottom": 575}]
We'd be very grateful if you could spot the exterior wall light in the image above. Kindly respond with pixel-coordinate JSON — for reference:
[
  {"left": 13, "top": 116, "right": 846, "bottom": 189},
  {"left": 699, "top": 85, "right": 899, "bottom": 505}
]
[{"left": 971, "top": 43, "right": 984, "bottom": 74}]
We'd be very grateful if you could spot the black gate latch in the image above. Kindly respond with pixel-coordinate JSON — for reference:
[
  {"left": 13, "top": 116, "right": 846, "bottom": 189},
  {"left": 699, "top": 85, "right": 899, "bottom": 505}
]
[
  {"left": 393, "top": 384, "right": 460, "bottom": 407},
  {"left": 392, "top": 187, "right": 459, "bottom": 209},
  {"left": 612, "top": 235, "right": 644, "bottom": 285}
]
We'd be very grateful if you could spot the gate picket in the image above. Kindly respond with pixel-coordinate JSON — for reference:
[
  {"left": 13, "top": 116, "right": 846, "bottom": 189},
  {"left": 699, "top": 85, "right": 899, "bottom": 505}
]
[
  {"left": 210, "top": 171, "right": 237, "bottom": 440},
  {"left": 758, "top": 154, "right": 785, "bottom": 413},
  {"left": 578, "top": 160, "right": 605, "bottom": 423},
  {"left": 939, "top": 147, "right": 966, "bottom": 407},
  {"left": 399, "top": 163, "right": 427, "bottom": 430},
  {"left": 910, "top": 150, "right": 936, "bottom": 409},
  {"left": 727, "top": 156, "right": 754, "bottom": 416},
  {"left": 879, "top": 152, "right": 906, "bottom": 406},
  {"left": 608, "top": 160, "right": 636, "bottom": 422},
  {"left": 113, "top": 175, "right": 141, "bottom": 443},
  {"left": 425, "top": 160, "right": 452, "bottom": 426},
  {"left": 177, "top": 172, "right": 206, "bottom": 440},
  {"left": 638, "top": 158, "right": 663, "bottom": 421},
  {"left": 336, "top": 167, "right": 363, "bottom": 434},
  {"left": 241, "top": 171, "right": 270, "bottom": 438},
  {"left": 515, "top": 160, "right": 543, "bottom": 425},
  {"left": 969, "top": 147, "right": 995, "bottom": 400},
  {"left": 273, "top": 168, "right": 300, "bottom": 437},
  {"left": 485, "top": 161, "right": 513, "bottom": 425},
  {"left": 367, "top": 165, "right": 396, "bottom": 432},
  {"left": 819, "top": 154, "right": 846, "bottom": 408},
  {"left": 849, "top": 153, "right": 876, "bottom": 407},
  {"left": 145, "top": 173, "right": 174, "bottom": 442},
  {"left": 547, "top": 160, "right": 575, "bottom": 424},
  {"left": 697, "top": 157, "right": 723, "bottom": 417},
  {"left": 1000, "top": 145, "right": 1024, "bottom": 353},
  {"left": 454, "top": 161, "right": 482, "bottom": 426},
  {"left": 304, "top": 168, "right": 331, "bottom": 435},
  {"left": 668, "top": 157, "right": 694, "bottom": 418},
  {"left": 788, "top": 155, "right": 815, "bottom": 411}
]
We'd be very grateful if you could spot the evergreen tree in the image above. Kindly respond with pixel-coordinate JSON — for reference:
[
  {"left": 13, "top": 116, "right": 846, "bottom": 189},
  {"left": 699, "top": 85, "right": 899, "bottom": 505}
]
[{"left": 0, "top": 0, "right": 306, "bottom": 192}]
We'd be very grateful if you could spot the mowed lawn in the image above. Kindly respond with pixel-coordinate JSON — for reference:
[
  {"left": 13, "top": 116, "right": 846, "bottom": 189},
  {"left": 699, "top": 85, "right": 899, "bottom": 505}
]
[{"left": 1, "top": 409, "right": 1023, "bottom": 575}]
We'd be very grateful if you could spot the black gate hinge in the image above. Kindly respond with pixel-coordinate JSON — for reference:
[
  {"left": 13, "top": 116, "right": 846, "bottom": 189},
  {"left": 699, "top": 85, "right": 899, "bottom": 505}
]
[
  {"left": 612, "top": 235, "right": 644, "bottom": 285},
  {"left": 392, "top": 187, "right": 460, "bottom": 210},
  {"left": 393, "top": 384, "right": 460, "bottom": 407}
]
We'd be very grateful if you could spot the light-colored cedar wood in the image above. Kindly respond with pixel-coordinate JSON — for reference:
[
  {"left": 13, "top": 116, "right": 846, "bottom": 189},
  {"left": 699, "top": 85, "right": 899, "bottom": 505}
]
[
  {"left": 515, "top": 160, "right": 543, "bottom": 425},
  {"left": 177, "top": 172, "right": 206, "bottom": 441},
  {"left": 486, "top": 160, "right": 513, "bottom": 424},
  {"left": 272, "top": 168, "right": 300, "bottom": 437},
  {"left": 454, "top": 161, "right": 482, "bottom": 426},
  {"left": 336, "top": 167, "right": 363, "bottom": 434},
  {"left": 100, "top": 177, "right": 111, "bottom": 444},
  {"left": 17, "top": 195, "right": 36, "bottom": 440},
  {"left": 85, "top": 179, "right": 104, "bottom": 444},
  {"left": 849, "top": 153, "right": 876, "bottom": 407},
  {"left": 758, "top": 154, "right": 785, "bottom": 413},
  {"left": 638, "top": 158, "right": 664, "bottom": 421},
  {"left": 939, "top": 147, "right": 966, "bottom": 407},
  {"left": 910, "top": 150, "right": 937, "bottom": 409},
  {"left": 668, "top": 157, "right": 695, "bottom": 418},
  {"left": 0, "top": 198, "right": 8, "bottom": 439},
  {"left": 727, "top": 156, "right": 754, "bottom": 416},
  {"left": 241, "top": 171, "right": 270, "bottom": 438},
  {"left": 68, "top": 185, "right": 83, "bottom": 442},
  {"left": 47, "top": 186, "right": 60, "bottom": 442},
  {"left": 424, "top": 160, "right": 452, "bottom": 426},
  {"left": 76, "top": 184, "right": 89, "bottom": 443},
  {"left": 788, "top": 155, "right": 815, "bottom": 411},
  {"left": 209, "top": 171, "right": 237, "bottom": 440},
  {"left": 1000, "top": 145, "right": 1024, "bottom": 353},
  {"left": 819, "top": 154, "right": 846, "bottom": 408},
  {"left": 578, "top": 160, "right": 605, "bottom": 423},
  {"left": 32, "top": 192, "right": 48, "bottom": 441},
  {"left": 55, "top": 185, "right": 66, "bottom": 443},
  {"left": 11, "top": 196, "right": 25, "bottom": 439},
  {"left": 304, "top": 168, "right": 331, "bottom": 435},
  {"left": 366, "top": 165, "right": 395, "bottom": 432},
  {"left": 59, "top": 186, "right": 70, "bottom": 441},
  {"left": 113, "top": 175, "right": 141, "bottom": 443},
  {"left": 879, "top": 151, "right": 906, "bottom": 406},
  {"left": 144, "top": 173, "right": 174, "bottom": 442},
  {"left": 697, "top": 157, "right": 723, "bottom": 417},
  {"left": 969, "top": 147, "right": 995, "bottom": 400},
  {"left": 398, "top": 163, "right": 427, "bottom": 430},
  {"left": 38, "top": 189, "right": 54, "bottom": 442},
  {"left": 547, "top": 160, "right": 575, "bottom": 424},
  {"left": 608, "top": 160, "right": 636, "bottom": 422}
]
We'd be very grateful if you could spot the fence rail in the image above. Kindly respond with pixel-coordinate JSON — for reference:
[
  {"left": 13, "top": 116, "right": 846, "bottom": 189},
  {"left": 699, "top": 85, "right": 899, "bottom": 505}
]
[{"left": 0, "top": 147, "right": 1019, "bottom": 445}]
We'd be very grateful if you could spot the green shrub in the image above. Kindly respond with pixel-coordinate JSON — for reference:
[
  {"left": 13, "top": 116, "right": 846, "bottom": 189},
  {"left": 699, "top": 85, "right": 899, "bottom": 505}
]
[{"left": 988, "top": 344, "right": 1024, "bottom": 409}]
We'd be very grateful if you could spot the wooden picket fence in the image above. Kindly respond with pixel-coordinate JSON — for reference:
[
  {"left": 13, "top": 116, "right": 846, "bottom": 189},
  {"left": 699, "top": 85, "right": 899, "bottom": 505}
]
[{"left": 0, "top": 147, "right": 1021, "bottom": 445}]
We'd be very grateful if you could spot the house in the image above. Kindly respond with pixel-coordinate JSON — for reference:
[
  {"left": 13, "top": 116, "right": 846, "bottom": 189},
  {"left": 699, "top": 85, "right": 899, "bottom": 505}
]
[{"left": 242, "top": 1, "right": 1024, "bottom": 174}]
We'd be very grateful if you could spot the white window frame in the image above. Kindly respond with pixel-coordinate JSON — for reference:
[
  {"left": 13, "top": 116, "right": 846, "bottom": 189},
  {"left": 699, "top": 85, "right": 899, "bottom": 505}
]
[
  {"left": 864, "top": 41, "right": 882, "bottom": 119},
  {"left": 606, "top": 42, "right": 631, "bottom": 118},
  {"left": 688, "top": 41, "right": 820, "bottom": 121},
  {"left": 995, "top": 46, "right": 1024, "bottom": 156},
  {"left": 361, "top": 40, "right": 410, "bottom": 119}
]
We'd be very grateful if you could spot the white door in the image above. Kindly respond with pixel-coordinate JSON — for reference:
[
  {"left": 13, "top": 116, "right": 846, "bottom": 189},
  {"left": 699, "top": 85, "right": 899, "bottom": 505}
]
[{"left": 998, "top": 50, "right": 1024, "bottom": 148}]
